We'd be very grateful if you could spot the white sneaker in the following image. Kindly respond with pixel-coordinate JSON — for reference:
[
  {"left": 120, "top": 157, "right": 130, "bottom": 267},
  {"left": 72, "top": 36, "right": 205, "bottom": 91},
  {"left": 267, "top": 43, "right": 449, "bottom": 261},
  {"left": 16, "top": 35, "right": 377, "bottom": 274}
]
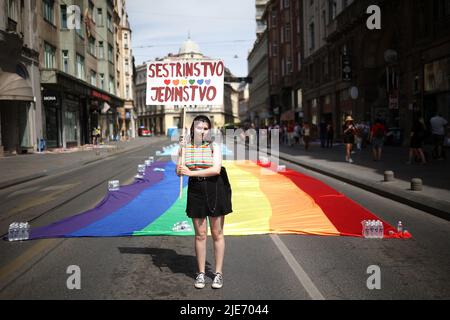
[
  {"left": 348, "top": 158, "right": 354, "bottom": 164},
  {"left": 194, "top": 272, "right": 206, "bottom": 289},
  {"left": 211, "top": 273, "right": 223, "bottom": 289}
]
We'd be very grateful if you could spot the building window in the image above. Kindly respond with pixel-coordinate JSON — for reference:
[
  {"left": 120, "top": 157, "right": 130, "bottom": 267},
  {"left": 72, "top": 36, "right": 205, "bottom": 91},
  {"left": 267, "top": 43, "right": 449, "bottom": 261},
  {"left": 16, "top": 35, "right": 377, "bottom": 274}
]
[
  {"left": 62, "top": 50, "right": 69, "bottom": 73},
  {"left": 285, "top": 23, "right": 291, "bottom": 42},
  {"left": 271, "top": 11, "right": 277, "bottom": 28},
  {"left": 109, "top": 76, "right": 115, "bottom": 94},
  {"left": 309, "top": 22, "right": 315, "bottom": 51},
  {"left": 125, "top": 59, "right": 129, "bottom": 74},
  {"left": 98, "top": 41, "right": 104, "bottom": 59},
  {"left": 329, "top": 0, "right": 337, "bottom": 21},
  {"left": 126, "top": 84, "right": 130, "bottom": 100},
  {"left": 60, "top": 5, "right": 67, "bottom": 29},
  {"left": 272, "top": 43, "right": 278, "bottom": 57},
  {"left": 7, "top": 0, "right": 19, "bottom": 21},
  {"left": 107, "top": 13, "right": 113, "bottom": 32},
  {"left": 90, "top": 70, "right": 97, "bottom": 86},
  {"left": 108, "top": 44, "right": 113, "bottom": 62},
  {"left": 97, "top": 8, "right": 103, "bottom": 26},
  {"left": 44, "top": 42, "right": 56, "bottom": 69},
  {"left": 100, "top": 73, "right": 105, "bottom": 90},
  {"left": 88, "top": 36, "right": 96, "bottom": 56},
  {"left": 124, "top": 32, "right": 129, "bottom": 48},
  {"left": 287, "top": 58, "right": 293, "bottom": 74},
  {"left": 43, "top": 0, "right": 55, "bottom": 25},
  {"left": 283, "top": 0, "right": 290, "bottom": 9},
  {"left": 76, "top": 54, "right": 85, "bottom": 80}
]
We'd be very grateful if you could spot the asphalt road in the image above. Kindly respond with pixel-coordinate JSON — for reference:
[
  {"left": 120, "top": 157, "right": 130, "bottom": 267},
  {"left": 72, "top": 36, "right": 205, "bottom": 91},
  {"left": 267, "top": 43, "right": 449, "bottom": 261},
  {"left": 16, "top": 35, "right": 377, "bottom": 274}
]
[{"left": 0, "top": 138, "right": 449, "bottom": 300}]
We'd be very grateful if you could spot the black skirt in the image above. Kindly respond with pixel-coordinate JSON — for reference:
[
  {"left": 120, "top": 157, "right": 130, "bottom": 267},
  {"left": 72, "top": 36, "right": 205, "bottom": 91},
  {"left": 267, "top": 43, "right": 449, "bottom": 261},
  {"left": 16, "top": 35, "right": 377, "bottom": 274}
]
[
  {"left": 186, "top": 167, "right": 233, "bottom": 219},
  {"left": 343, "top": 133, "right": 354, "bottom": 144}
]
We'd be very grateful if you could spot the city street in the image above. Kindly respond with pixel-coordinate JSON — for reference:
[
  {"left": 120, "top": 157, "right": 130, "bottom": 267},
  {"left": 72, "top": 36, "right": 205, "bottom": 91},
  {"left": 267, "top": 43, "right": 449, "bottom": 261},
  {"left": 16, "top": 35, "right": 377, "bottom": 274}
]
[{"left": 1, "top": 137, "right": 449, "bottom": 300}]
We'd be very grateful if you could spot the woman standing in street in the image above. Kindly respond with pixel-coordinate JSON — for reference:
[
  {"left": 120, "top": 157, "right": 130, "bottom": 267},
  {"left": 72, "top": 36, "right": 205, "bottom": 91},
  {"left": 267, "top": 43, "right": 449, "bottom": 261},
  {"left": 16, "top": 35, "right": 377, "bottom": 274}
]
[
  {"left": 177, "top": 115, "right": 232, "bottom": 289},
  {"left": 343, "top": 116, "right": 357, "bottom": 163}
]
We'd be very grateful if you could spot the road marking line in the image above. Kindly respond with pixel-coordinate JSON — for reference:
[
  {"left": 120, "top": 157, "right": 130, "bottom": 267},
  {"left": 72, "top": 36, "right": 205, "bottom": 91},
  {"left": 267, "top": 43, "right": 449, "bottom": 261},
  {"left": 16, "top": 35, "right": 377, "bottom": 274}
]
[{"left": 270, "top": 234, "right": 325, "bottom": 300}]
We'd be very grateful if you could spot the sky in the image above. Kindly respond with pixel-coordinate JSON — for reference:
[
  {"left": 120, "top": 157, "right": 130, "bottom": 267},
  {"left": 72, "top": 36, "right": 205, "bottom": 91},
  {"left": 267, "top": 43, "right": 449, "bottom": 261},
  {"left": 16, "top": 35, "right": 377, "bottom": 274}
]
[{"left": 126, "top": 0, "right": 257, "bottom": 77}]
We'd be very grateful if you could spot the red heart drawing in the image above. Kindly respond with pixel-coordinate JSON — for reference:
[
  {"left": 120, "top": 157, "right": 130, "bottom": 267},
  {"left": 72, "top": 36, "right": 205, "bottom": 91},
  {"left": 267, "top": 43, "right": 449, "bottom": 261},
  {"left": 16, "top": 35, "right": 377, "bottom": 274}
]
[
  {"left": 173, "top": 80, "right": 180, "bottom": 86},
  {"left": 164, "top": 80, "right": 171, "bottom": 85}
]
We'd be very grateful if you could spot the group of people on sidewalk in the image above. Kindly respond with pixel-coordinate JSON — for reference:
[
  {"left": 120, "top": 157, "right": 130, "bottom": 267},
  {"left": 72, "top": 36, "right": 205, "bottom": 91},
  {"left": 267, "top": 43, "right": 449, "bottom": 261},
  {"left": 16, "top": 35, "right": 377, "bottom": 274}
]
[
  {"left": 341, "top": 113, "right": 448, "bottom": 165},
  {"left": 268, "top": 113, "right": 448, "bottom": 166},
  {"left": 274, "top": 121, "right": 333, "bottom": 151}
]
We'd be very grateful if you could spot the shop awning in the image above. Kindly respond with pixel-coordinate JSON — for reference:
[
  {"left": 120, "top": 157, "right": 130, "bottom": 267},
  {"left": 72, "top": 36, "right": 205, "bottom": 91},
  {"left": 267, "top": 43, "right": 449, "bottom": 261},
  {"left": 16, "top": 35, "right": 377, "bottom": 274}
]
[{"left": 0, "top": 72, "right": 34, "bottom": 101}]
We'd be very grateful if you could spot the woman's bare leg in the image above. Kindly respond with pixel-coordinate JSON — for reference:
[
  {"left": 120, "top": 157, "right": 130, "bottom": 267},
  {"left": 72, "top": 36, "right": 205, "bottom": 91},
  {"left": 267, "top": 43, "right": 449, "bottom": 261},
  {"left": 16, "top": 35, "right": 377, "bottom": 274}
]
[
  {"left": 192, "top": 218, "right": 208, "bottom": 273},
  {"left": 209, "top": 216, "right": 225, "bottom": 274}
]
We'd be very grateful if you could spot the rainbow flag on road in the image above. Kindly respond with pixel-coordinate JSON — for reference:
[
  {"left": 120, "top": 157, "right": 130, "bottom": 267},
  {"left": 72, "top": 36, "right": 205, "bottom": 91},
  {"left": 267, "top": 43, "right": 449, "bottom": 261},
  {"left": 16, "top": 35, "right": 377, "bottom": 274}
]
[{"left": 29, "top": 160, "right": 411, "bottom": 240}]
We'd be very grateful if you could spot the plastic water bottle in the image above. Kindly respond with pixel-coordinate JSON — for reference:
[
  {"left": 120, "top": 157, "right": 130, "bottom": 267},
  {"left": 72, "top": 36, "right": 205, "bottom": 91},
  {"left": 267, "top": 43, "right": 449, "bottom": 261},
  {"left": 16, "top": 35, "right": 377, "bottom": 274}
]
[
  {"left": 374, "top": 221, "right": 379, "bottom": 239},
  {"left": 17, "top": 223, "right": 23, "bottom": 241},
  {"left": 12, "top": 222, "right": 19, "bottom": 241},
  {"left": 362, "top": 220, "right": 368, "bottom": 238},
  {"left": 8, "top": 223, "right": 16, "bottom": 241},
  {"left": 379, "top": 221, "right": 384, "bottom": 239},
  {"left": 367, "top": 220, "right": 373, "bottom": 239},
  {"left": 397, "top": 221, "right": 403, "bottom": 233}
]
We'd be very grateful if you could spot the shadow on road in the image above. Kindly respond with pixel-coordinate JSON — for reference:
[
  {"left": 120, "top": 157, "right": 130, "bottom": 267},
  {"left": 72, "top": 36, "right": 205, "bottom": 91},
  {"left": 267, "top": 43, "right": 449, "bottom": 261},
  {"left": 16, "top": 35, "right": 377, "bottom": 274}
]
[{"left": 118, "top": 247, "right": 214, "bottom": 278}]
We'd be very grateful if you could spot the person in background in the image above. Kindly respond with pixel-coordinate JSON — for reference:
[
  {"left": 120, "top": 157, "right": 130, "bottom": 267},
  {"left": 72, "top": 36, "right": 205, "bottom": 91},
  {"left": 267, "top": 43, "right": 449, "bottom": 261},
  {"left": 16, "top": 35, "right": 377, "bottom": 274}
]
[
  {"left": 326, "top": 122, "right": 334, "bottom": 148},
  {"left": 407, "top": 118, "right": 427, "bottom": 165},
  {"left": 302, "top": 122, "right": 311, "bottom": 151},
  {"left": 430, "top": 113, "right": 448, "bottom": 160},
  {"left": 343, "top": 116, "right": 357, "bottom": 163},
  {"left": 369, "top": 119, "right": 387, "bottom": 161},
  {"left": 294, "top": 122, "right": 302, "bottom": 146},
  {"left": 319, "top": 119, "right": 327, "bottom": 148},
  {"left": 287, "top": 121, "right": 295, "bottom": 147}
]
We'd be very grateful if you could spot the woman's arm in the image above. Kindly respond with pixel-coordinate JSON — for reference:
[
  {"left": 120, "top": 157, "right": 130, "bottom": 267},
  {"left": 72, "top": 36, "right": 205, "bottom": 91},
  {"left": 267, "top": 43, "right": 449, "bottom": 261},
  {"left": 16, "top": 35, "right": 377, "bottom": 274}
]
[{"left": 178, "top": 143, "right": 222, "bottom": 177}]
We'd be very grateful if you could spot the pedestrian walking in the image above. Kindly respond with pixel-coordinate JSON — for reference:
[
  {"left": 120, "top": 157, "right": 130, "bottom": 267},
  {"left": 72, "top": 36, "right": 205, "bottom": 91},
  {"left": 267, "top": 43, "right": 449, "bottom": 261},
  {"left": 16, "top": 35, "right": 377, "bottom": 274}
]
[
  {"left": 319, "top": 120, "right": 327, "bottom": 148},
  {"left": 177, "top": 115, "right": 232, "bottom": 289},
  {"left": 407, "top": 118, "right": 427, "bottom": 165},
  {"left": 369, "top": 119, "right": 386, "bottom": 161},
  {"left": 287, "top": 121, "right": 295, "bottom": 147},
  {"left": 326, "top": 122, "right": 334, "bottom": 148},
  {"left": 343, "top": 116, "right": 357, "bottom": 163},
  {"left": 294, "top": 122, "right": 302, "bottom": 145},
  {"left": 302, "top": 122, "right": 311, "bottom": 151},
  {"left": 430, "top": 113, "right": 448, "bottom": 160}
]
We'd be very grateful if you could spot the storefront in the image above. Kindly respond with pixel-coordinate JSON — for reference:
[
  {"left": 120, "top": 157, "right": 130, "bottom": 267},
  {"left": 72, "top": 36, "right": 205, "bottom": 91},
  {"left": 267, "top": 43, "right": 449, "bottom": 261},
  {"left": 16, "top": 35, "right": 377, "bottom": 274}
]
[
  {"left": 0, "top": 72, "right": 34, "bottom": 154},
  {"left": 42, "top": 91, "right": 61, "bottom": 148}
]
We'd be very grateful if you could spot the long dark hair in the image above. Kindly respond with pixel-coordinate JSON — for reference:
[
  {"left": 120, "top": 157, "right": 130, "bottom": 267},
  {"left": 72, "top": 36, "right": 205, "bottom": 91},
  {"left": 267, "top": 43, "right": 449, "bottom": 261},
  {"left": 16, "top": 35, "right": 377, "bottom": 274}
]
[{"left": 190, "top": 115, "right": 212, "bottom": 144}]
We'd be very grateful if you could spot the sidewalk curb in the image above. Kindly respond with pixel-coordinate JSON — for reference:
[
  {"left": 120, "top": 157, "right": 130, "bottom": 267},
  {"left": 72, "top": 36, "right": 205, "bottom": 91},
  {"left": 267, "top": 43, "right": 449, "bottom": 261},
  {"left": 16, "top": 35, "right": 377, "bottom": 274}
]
[
  {"left": 0, "top": 138, "right": 166, "bottom": 190},
  {"left": 278, "top": 152, "right": 450, "bottom": 221}
]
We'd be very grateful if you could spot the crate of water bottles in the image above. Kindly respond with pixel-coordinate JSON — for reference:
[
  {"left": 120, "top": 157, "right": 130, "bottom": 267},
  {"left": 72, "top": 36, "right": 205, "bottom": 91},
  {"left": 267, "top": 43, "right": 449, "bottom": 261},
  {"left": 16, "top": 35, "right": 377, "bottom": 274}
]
[
  {"left": 8, "top": 222, "right": 30, "bottom": 242},
  {"left": 361, "top": 220, "right": 384, "bottom": 239}
]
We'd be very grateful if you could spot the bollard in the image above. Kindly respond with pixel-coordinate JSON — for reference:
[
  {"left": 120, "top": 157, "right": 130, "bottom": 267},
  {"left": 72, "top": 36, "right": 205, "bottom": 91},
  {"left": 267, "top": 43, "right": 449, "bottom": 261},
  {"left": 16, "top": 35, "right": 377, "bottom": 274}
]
[
  {"left": 384, "top": 171, "right": 394, "bottom": 182},
  {"left": 411, "top": 178, "right": 423, "bottom": 191}
]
